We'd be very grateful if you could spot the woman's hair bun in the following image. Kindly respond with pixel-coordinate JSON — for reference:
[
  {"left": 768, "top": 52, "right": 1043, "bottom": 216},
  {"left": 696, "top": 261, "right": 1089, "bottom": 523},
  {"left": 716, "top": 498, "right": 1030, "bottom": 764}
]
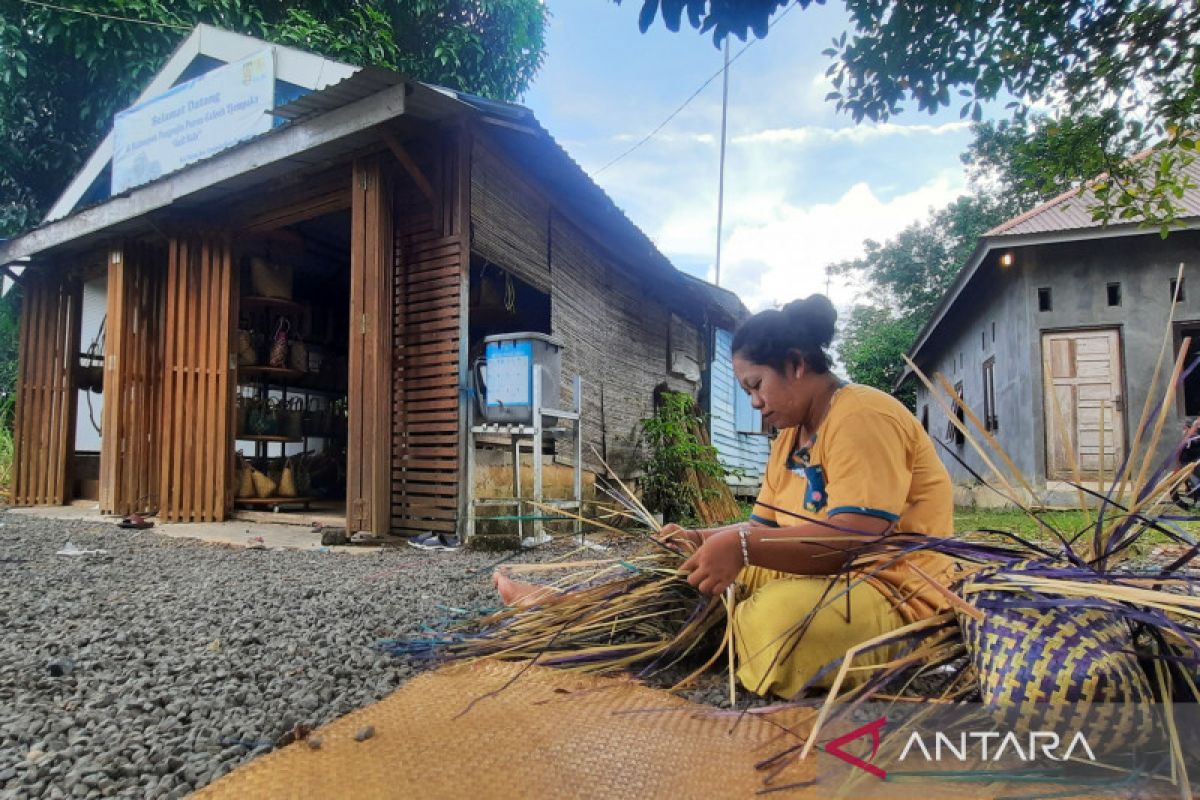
[
  {"left": 781, "top": 294, "right": 836, "bottom": 349},
  {"left": 733, "top": 292, "right": 837, "bottom": 374}
]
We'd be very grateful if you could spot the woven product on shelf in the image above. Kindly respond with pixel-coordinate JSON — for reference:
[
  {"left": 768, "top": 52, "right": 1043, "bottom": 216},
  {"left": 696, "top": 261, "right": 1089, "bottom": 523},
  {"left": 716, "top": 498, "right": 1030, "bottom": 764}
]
[
  {"left": 249, "top": 463, "right": 277, "bottom": 498},
  {"left": 277, "top": 459, "right": 297, "bottom": 498},
  {"left": 268, "top": 319, "right": 289, "bottom": 368},
  {"left": 236, "top": 329, "right": 257, "bottom": 366},
  {"left": 235, "top": 455, "right": 254, "bottom": 499}
]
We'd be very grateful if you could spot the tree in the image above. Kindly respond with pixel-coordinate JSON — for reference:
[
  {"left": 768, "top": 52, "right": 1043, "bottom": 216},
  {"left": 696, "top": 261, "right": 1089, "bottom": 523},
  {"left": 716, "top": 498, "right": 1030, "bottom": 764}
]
[
  {"left": 0, "top": 0, "right": 549, "bottom": 236},
  {"left": 830, "top": 193, "right": 1013, "bottom": 403},
  {"left": 620, "top": 0, "right": 1200, "bottom": 229},
  {"left": 837, "top": 306, "right": 919, "bottom": 408}
]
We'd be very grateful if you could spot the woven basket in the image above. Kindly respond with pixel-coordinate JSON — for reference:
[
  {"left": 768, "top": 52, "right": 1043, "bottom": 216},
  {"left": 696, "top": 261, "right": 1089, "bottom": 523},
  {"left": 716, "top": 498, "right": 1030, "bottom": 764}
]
[
  {"left": 235, "top": 456, "right": 255, "bottom": 499},
  {"left": 278, "top": 459, "right": 297, "bottom": 498},
  {"left": 249, "top": 257, "right": 292, "bottom": 300},
  {"left": 236, "top": 329, "right": 258, "bottom": 367},
  {"left": 281, "top": 397, "right": 304, "bottom": 440},
  {"left": 958, "top": 566, "right": 1155, "bottom": 750},
  {"left": 250, "top": 466, "right": 277, "bottom": 498}
]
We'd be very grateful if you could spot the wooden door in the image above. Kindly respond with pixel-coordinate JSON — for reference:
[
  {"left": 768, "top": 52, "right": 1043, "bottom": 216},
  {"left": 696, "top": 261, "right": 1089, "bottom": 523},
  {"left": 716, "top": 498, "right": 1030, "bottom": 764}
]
[
  {"left": 1042, "top": 329, "right": 1124, "bottom": 480},
  {"left": 346, "top": 156, "right": 393, "bottom": 535},
  {"left": 12, "top": 271, "right": 81, "bottom": 505},
  {"left": 99, "top": 242, "right": 166, "bottom": 516},
  {"left": 158, "top": 235, "right": 235, "bottom": 522}
]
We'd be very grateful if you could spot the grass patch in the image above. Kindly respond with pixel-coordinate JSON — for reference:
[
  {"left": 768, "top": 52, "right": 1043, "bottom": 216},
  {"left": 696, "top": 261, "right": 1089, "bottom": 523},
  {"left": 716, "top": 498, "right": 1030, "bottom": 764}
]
[
  {"left": 955, "top": 508, "right": 1095, "bottom": 539},
  {"left": 955, "top": 506, "right": 1196, "bottom": 553}
]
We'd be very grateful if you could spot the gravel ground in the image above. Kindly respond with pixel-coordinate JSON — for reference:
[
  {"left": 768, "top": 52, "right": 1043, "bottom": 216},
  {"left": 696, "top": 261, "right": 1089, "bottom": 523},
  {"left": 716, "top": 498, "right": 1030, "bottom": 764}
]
[{"left": 0, "top": 512, "right": 736, "bottom": 798}]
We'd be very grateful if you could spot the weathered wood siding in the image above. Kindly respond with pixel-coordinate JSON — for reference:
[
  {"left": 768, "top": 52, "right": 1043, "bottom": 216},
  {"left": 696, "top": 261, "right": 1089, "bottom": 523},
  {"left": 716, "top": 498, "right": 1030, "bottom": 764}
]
[
  {"left": 12, "top": 270, "right": 81, "bottom": 506},
  {"left": 391, "top": 133, "right": 467, "bottom": 535},
  {"left": 709, "top": 328, "right": 769, "bottom": 486},
  {"left": 99, "top": 241, "right": 166, "bottom": 516},
  {"left": 471, "top": 139, "right": 704, "bottom": 477},
  {"left": 470, "top": 140, "right": 549, "bottom": 291},
  {"left": 547, "top": 216, "right": 700, "bottom": 475}
]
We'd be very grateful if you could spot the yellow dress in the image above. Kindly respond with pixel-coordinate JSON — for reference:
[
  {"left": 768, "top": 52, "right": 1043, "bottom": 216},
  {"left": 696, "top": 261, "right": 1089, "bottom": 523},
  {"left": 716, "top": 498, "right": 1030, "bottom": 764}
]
[{"left": 735, "top": 383, "right": 959, "bottom": 697}]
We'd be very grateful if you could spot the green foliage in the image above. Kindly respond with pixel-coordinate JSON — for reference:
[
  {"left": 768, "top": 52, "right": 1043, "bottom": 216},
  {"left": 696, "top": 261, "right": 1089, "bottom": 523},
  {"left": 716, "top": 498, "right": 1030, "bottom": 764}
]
[
  {"left": 0, "top": 290, "right": 16, "bottom": 498},
  {"left": 837, "top": 307, "right": 919, "bottom": 409},
  {"left": 831, "top": 191, "right": 1015, "bottom": 400},
  {"left": 0, "top": 287, "right": 19, "bottom": 402},
  {"left": 639, "top": 391, "right": 728, "bottom": 524},
  {"left": 0, "top": 0, "right": 548, "bottom": 236},
  {"left": 622, "top": 0, "right": 1200, "bottom": 229}
]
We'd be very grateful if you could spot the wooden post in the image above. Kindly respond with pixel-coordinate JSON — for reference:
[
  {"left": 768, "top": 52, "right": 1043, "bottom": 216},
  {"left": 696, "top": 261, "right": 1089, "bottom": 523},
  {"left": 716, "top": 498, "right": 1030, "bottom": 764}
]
[{"left": 347, "top": 156, "right": 394, "bottom": 536}]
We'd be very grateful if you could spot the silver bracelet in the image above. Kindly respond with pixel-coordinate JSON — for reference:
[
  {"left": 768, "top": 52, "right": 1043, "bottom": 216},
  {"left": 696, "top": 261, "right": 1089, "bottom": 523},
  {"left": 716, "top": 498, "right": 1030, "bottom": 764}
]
[{"left": 737, "top": 525, "right": 751, "bottom": 567}]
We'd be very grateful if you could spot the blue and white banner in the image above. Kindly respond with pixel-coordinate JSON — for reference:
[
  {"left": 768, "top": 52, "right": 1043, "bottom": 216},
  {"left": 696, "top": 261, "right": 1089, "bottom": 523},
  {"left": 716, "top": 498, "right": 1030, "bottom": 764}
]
[{"left": 112, "top": 49, "right": 275, "bottom": 195}]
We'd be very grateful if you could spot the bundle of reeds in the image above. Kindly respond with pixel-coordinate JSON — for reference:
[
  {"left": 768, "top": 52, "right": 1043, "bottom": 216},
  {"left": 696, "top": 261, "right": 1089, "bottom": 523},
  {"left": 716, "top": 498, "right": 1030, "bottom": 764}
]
[
  {"left": 684, "top": 416, "right": 742, "bottom": 526},
  {"left": 381, "top": 465, "right": 738, "bottom": 694}
]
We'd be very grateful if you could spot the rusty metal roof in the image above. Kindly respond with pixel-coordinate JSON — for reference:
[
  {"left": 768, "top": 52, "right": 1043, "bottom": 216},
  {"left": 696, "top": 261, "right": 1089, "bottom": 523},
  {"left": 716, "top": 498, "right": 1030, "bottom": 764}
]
[{"left": 986, "top": 152, "right": 1200, "bottom": 237}]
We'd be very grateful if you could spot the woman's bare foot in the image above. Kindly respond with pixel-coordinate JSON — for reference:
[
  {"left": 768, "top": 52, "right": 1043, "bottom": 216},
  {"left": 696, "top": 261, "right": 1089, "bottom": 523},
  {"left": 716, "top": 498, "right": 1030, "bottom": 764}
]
[{"left": 493, "top": 571, "right": 562, "bottom": 608}]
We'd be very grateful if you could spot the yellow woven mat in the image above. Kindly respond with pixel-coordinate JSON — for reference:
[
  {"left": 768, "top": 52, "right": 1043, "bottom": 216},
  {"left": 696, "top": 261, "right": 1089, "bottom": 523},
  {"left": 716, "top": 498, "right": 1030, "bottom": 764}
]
[{"left": 191, "top": 659, "right": 816, "bottom": 799}]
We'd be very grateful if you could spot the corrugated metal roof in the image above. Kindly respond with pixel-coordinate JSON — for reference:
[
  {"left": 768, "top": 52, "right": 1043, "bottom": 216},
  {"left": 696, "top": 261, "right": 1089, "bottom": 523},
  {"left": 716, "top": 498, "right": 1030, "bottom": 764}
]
[
  {"left": 987, "top": 152, "right": 1200, "bottom": 237},
  {"left": 272, "top": 67, "right": 405, "bottom": 122}
]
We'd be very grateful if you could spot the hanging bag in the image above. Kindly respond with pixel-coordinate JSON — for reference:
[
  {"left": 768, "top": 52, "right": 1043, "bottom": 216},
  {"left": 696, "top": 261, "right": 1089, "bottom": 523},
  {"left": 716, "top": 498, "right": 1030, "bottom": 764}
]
[{"left": 269, "top": 318, "right": 290, "bottom": 369}]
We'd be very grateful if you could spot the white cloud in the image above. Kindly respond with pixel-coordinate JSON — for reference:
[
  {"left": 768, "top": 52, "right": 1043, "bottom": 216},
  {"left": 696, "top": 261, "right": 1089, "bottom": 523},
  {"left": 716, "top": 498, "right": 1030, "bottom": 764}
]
[
  {"left": 653, "top": 172, "right": 966, "bottom": 312},
  {"left": 733, "top": 121, "right": 971, "bottom": 146},
  {"left": 611, "top": 131, "right": 717, "bottom": 145}
]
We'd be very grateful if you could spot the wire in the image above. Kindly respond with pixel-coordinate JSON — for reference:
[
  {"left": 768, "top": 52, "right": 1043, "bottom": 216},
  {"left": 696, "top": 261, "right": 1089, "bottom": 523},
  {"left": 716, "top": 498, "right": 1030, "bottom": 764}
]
[
  {"left": 594, "top": 1, "right": 802, "bottom": 175},
  {"left": 17, "top": 0, "right": 190, "bottom": 30}
]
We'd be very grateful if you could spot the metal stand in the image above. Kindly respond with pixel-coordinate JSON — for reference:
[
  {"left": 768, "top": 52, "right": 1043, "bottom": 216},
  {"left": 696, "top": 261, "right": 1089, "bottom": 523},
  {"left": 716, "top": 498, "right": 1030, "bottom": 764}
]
[{"left": 466, "top": 376, "right": 583, "bottom": 546}]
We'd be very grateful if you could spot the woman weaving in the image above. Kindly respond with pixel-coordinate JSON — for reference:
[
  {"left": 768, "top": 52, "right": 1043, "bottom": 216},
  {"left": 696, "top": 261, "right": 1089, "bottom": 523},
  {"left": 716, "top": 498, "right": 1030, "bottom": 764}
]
[{"left": 496, "top": 294, "right": 958, "bottom": 699}]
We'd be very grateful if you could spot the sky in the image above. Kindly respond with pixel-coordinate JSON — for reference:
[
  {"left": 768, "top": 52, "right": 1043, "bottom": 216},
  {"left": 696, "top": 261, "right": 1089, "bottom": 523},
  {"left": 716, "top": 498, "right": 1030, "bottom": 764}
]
[{"left": 520, "top": 2, "right": 986, "bottom": 312}]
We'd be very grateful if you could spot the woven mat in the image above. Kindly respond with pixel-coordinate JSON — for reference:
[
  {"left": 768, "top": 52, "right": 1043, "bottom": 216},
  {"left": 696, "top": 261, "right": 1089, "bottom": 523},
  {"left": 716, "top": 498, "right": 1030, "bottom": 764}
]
[{"left": 191, "top": 659, "right": 817, "bottom": 799}]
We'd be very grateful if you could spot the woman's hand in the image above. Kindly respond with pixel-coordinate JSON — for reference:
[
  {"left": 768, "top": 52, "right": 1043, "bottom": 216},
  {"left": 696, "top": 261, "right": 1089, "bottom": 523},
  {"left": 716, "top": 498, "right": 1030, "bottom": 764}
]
[
  {"left": 654, "top": 523, "right": 703, "bottom": 552},
  {"left": 680, "top": 529, "right": 744, "bottom": 596}
]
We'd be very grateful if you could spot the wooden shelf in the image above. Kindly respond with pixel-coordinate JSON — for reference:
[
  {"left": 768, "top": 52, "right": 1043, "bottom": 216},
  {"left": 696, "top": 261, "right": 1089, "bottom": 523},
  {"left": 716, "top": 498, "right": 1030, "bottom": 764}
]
[
  {"left": 234, "top": 496, "right": 316, "bottom": 511},
  {"left": 238, "top": 434, "right": 302, "bottom": 443},
  {"left": 239, "top": 366, "right": 305, "bottom": 381},
  {"left": 241, "top": 296, "right": 306, "bottom": 314}
]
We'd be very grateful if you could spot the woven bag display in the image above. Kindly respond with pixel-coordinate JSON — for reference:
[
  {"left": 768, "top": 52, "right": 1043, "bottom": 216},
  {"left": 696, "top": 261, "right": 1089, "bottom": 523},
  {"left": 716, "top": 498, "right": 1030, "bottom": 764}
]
[{"left": 268, "top": 319, "right": 289, "bottom": 368}]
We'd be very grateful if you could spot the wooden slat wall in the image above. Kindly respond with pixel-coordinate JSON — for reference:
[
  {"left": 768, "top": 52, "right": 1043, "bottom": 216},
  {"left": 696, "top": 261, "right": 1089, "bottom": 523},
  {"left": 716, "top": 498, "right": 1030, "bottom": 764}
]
[
  {"left": 12, "top": 271, "right": 81, "bottom": 506},
  {"left": 391, "top": 133, "right": 466, "bottom": 535},
  {"left": 347, "top": 156, "right": 394, "bottom": 535},
  {"left": 469, "top": 140, "right": 550, "bottom": 291},
  {"left": 549, "top": 212, "right": 609, "bottom": 472},
  {"left": 158, "top": 235, "right": 235, "bottom": 522},
  {"left": 99, "top": 241, "right": 166, "bottom": 516},
  {"left": 548, "top": 213, "right": 699, "bottom": 474}
]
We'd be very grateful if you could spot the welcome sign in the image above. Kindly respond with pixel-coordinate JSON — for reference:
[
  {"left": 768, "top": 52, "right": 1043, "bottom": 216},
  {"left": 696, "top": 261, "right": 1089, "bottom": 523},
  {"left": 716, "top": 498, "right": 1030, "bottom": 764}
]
[{"left": 112, "top": 49, "right": 274, "bottom": 195}]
